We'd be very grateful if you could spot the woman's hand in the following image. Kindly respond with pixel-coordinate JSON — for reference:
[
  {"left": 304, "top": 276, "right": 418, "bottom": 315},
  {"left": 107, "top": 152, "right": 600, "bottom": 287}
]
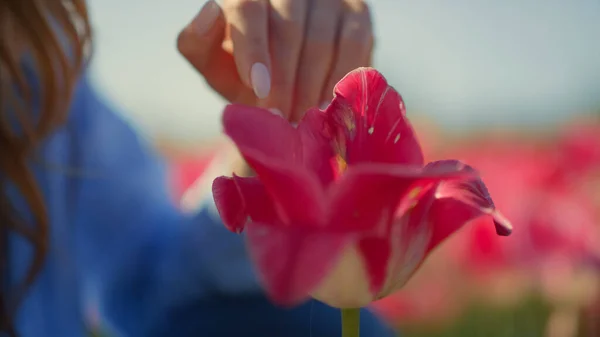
[{"left": 177, "top": 0, "right": 373, "bottom": 122}]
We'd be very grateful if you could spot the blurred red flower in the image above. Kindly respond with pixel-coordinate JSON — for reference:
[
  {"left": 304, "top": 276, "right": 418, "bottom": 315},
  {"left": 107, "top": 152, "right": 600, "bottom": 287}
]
[{"left": 454, "top": 137, "right": 600, "bottom": 269}]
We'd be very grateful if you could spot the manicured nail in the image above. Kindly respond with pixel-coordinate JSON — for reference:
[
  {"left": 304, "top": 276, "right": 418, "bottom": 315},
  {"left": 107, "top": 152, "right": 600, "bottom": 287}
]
[
  {"left": 250, "top": 63, "right": 271, "bottom": 99},
  {"left": 268, "top": 108, "right": 283, "bottom": 117},
  {"left": 191, "top": 0, "right": 220, "bottom": 36}
]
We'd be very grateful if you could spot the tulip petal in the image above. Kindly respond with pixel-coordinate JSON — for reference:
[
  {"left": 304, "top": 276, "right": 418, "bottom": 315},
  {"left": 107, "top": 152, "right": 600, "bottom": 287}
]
[
  {"left": 212, "top": 175, "right": 278, "bottom": 233},
  {"left": 223, "top": 104, "right": 302, "bottom": 163},
  {"left": 325, "top": 67, "right": 424, "bottom": 166},
  {"left": 426, "top": 197, "right": 493, "bottom": 254},
  {"left": 358, "top": 237, "right": 391, "bottom": 296},
  {"left": 327, "top": 163, "right": 474, "bottom": 233},
  {"left": 212, "top": 176, "right": 247, "bottom": 233},
  {"left": 327, "top": 169, "right": 419, "bottom": 234},
  {"left": 327, "top": 163, "right": 475, "bottom": 295},
  {"left": 243, "top": 154, "right": 326, "bottom": 227},
  {"left": 382, "top": 161, "right": 513, "bottom": 295},
  {"left": 223, "top": 105, "right": 336, "bottom": 227},
  {"left": 429, "top": 160, "right": 513, "bottom": 236},
  {"left": 223, "top": 104, "right": 336, "bottom": 185},
  {"left": 417, "top": 161, "right": 512, "bottom": 255},
  {"left": 246, "top": 223, "right": 348, "bottom": 305},
  {"left": 298, "top": 108, "right": 338, "bottom": 185},
  {"left": 380, "top": 186, "right": 438, "bottom": 295}
]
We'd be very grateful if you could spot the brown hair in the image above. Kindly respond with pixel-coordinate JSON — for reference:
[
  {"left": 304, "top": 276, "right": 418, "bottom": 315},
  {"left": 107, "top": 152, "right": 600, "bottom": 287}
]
[{"left": 0, "top": 0, "right": 92, "bottom": 335}]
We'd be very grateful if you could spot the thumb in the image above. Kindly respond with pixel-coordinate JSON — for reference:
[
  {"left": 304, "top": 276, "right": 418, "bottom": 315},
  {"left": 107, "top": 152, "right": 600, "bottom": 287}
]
[{"left": 177, "top": 0, "right": 226, "bottom": 74}]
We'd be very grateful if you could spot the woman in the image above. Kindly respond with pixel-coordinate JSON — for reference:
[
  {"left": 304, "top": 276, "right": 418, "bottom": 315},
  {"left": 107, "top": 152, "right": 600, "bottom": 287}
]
[{"left": 0, "top": 0, "right": 394, "bottom": 336}]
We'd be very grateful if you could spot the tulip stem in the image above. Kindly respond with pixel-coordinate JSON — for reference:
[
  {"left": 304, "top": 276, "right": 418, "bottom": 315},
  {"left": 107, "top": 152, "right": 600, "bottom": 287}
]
[{"left": 341, "top": 308, "right": 360, "bottom": 337}]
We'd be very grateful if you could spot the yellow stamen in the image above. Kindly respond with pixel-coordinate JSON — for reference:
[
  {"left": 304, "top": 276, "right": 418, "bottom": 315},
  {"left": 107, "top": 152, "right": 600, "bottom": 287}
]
[
  {"left": 342, "top": 112, "right": 355, "bottom": 133},
  {"left": 407, "top": 187, "right": 422, "bottom": 199},
  {"left": 336, "top": 154, "right": 348, "bottom": 173}
]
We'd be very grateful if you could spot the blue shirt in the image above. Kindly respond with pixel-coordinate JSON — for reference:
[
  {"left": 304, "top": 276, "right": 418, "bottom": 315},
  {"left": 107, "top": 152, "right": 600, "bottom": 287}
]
[{"left": 5, "top": 75, "right": 395, "bottom": 337}]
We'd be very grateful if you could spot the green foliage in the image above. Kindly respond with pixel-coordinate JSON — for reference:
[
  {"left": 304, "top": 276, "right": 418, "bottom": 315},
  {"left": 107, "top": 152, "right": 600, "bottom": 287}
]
[{"left": 399, "top": 295, "right": 552, "bottom": 337}]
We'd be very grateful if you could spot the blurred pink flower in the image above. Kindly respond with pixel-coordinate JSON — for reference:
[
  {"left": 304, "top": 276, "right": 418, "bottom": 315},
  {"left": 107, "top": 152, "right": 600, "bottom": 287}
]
[{"left": 444, "top": 137, "right": 600, "bottom": 281}]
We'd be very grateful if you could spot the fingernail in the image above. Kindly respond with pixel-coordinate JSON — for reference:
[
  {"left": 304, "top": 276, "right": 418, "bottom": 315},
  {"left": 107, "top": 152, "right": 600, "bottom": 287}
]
[
  {"left": 250, "top": 63, "right": 271, "bottom": 99},
  {"left": 268, "top": 108, "right": 283, "bottom": 117},
  {"left": 191, "top": 0, "right": 220, "bottom": 36}
]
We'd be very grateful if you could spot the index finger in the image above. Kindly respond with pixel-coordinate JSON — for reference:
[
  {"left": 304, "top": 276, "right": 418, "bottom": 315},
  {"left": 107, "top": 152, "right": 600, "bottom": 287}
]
[{"left": 224, "top": 0, "right": 272, "bottom": 100}]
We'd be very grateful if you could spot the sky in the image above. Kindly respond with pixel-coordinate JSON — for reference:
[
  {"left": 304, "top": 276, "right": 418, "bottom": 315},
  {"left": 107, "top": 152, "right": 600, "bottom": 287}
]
[{"left": 87, "top": 0, "right": 600, "bottom": 141}]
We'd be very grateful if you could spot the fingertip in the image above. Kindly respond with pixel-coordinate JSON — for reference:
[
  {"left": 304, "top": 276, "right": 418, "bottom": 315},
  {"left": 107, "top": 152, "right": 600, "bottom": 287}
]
[
  {"left": 226, "top": 0, "right": 270, "bottom": 98},
  {"left": 190, "top": 0, "right": 222, "bottom": 36},
  {"left": 177, "top": 0, "right": 225, "bottom": 69}
]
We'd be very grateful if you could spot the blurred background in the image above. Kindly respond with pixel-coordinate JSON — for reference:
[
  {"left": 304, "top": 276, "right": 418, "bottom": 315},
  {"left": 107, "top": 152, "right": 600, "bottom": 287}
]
[{"left": 86, "top": 0, "right": 600, "bottom": 336}]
